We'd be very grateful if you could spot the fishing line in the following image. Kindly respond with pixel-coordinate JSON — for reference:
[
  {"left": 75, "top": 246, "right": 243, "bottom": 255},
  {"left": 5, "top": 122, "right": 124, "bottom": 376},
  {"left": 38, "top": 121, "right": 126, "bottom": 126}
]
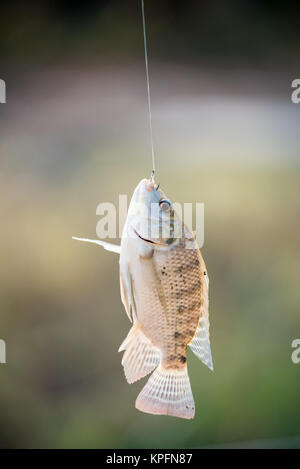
[{"left": 141, "top": 0, "right": 156, "bottom": 181}]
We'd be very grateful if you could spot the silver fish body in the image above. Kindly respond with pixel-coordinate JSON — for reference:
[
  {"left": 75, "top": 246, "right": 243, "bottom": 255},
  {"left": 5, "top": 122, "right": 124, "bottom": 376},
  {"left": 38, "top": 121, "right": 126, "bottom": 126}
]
[
  {"left": 119, "top": 179, "right": 213, "bottom": 419},
  {"left": 72, "top": 178, "right": 213, "bottom": 419}
]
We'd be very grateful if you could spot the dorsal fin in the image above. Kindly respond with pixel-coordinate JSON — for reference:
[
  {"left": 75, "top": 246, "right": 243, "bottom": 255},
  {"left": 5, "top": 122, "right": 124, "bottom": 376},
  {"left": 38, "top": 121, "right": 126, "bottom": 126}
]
[
  {"left": 189, "top": 250, "right": 213, "bottom": 371},
  {"left": 188, "top": 316, "right": 213, "bottom": 371}
]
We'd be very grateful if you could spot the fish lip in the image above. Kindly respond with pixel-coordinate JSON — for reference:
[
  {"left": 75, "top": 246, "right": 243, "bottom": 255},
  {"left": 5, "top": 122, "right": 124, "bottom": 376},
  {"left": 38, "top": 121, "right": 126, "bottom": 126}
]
[{"left": 132, "top": 226, "right": 164, "bottom": 246}]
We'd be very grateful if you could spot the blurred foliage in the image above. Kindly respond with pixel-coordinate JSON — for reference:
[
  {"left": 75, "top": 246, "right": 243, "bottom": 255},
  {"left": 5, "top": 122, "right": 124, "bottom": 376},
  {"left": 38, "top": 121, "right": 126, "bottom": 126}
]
[{"left": 1, "top": 0, "right": 300, "bottom": 67}]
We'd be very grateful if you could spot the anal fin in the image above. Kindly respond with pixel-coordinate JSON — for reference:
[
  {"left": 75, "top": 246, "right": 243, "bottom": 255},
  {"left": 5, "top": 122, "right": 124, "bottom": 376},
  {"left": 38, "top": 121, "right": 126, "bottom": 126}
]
[{"left": 119, "top": 325, "right": 160, "bottom": 383}]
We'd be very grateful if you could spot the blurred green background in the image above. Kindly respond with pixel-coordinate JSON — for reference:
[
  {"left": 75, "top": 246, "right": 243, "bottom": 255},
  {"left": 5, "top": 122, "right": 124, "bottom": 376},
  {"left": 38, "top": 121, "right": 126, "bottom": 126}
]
[{"left": 0, "top": 0, "right": 300, "bottom": 449}]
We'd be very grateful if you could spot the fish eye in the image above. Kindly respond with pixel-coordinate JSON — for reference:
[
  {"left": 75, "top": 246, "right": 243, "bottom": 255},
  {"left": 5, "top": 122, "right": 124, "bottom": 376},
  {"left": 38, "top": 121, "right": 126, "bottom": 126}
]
[{"left": 159, "top": 198, "right": 171, "bottom": 212}]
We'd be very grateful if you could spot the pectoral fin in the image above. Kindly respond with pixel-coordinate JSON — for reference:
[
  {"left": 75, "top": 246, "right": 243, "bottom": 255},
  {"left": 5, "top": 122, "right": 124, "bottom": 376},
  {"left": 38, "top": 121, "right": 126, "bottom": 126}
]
[
  {"left": 151, "top": 258, "right": 169, "bottom": 325},
  {"left": 120, "top": 268, "right": 137, "bottom": 322}
]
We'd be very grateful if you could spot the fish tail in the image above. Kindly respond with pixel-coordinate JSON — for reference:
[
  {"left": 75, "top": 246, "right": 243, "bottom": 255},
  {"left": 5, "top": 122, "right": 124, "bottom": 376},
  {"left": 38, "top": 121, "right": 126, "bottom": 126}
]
[{"left": 135, "top": 364, "right": 195, "bottom": 419}]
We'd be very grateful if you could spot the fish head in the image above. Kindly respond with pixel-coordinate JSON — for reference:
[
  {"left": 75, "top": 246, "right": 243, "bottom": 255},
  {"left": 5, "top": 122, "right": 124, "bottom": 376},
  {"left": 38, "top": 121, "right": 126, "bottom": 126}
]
[{"left": 127, "top": 178, "right": 181, "bottom": 247}]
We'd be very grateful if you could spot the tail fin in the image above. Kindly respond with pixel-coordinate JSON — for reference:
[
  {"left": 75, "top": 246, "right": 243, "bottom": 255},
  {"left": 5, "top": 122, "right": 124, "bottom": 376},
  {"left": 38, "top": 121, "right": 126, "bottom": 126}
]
[
  {"left": 119, "top": 325, "right": 161, "bottom": 384},
  {"left": 135, "top": 364, "right": 195, "bottom": 419}
]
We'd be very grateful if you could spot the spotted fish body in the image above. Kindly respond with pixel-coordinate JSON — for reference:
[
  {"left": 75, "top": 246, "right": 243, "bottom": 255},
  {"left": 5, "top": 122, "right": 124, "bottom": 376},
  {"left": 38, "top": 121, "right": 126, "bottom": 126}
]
[
  {"left": 119, "top": 179, "right": 213, "bottom": 419},
  {"left": 73, "top": 178, "right": 213, "bottom": 419}
]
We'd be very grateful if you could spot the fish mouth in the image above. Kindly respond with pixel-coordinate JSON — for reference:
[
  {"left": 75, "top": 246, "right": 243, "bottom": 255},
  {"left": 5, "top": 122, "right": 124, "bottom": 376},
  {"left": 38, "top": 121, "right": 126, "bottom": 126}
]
[{"left": 132, "top": 227, "right": 165, "bottom": 247}]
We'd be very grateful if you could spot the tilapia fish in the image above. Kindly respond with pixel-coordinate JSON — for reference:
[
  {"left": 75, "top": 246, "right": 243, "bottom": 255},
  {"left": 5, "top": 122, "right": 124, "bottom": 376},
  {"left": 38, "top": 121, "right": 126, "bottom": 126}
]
[{"left": 73, "top": 178, "right": 213, "bottom": 419}]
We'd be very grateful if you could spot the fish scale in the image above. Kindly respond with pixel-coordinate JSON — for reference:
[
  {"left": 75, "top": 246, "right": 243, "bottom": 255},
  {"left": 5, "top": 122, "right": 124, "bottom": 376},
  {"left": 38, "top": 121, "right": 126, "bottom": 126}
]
[{"left": 144, "top": 230, "right": 204, "bottom": 370}]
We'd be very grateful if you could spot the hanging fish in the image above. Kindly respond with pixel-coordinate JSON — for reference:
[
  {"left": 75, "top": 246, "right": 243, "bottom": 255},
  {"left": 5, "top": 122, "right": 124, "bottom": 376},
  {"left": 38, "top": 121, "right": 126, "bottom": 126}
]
[
  {"left": 73, "top": 177, "right": 213, "bottom": 419},
  {"left": 73, "top": 0, "right": 213, "bottom": 420}
]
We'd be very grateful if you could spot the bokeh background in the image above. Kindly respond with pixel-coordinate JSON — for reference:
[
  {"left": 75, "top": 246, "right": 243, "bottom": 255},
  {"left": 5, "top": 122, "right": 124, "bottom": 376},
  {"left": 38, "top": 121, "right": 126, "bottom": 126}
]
[{"left": 0, "top": 0, "right": 300, "bottom": 448}]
